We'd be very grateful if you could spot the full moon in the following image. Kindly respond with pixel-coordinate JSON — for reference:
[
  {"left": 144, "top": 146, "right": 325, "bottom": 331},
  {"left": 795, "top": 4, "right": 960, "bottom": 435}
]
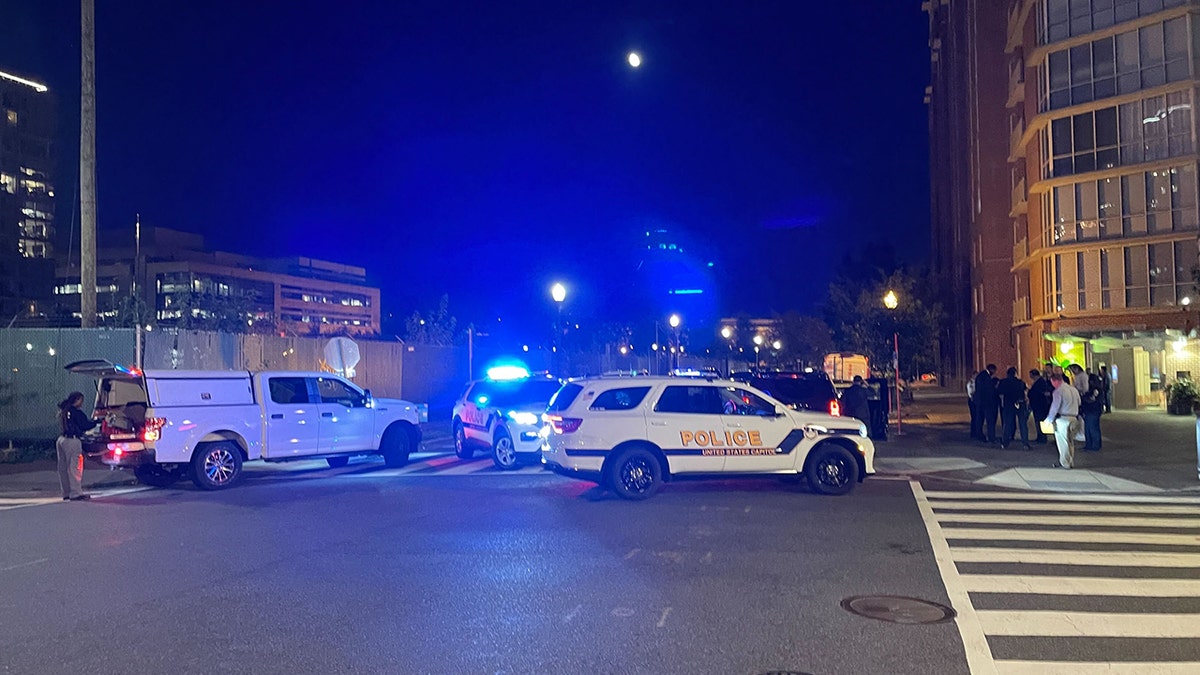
[{"left": 627, "top": 52, "right": 642, "bottom": 68}]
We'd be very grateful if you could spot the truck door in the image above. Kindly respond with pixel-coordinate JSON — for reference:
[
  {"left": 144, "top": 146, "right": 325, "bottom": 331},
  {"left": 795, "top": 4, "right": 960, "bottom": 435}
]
[
  {"left": 313, "top": 376, "right": 376, "bottom": 454},
  {"left": 263, "top": 376, "right": 320, "bottom": 457}
]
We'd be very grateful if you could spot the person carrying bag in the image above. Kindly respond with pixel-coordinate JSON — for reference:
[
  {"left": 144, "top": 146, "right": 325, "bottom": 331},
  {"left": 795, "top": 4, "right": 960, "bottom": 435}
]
[{"left": 56, "top": 391, "right": 98, "bottom": 501}]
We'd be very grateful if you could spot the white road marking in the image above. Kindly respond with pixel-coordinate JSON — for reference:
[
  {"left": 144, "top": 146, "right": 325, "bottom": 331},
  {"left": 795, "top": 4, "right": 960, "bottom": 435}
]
[
  {"left": 931, "top": 500, "right": 1200, "bottom": 515},
  {"left": 949, "top": 547, "right": 1200, "bottom": 567},
  {"left": 610, "top": 607, "right": 635, "bottom": 618},
  {"left": 995, "top": 661, "right": 1200, "bottom": 674},
  {"left": 656, "top": 607, "right": 672, "bottom": 628},
  {"left": 0, "top": 558, "right": 49, "bottom": 573},
  {"left": 924, "top": 491, "right": 1200, "bottom": 505},
  {"left": 910, "top": 481, "right": 998, "bottom": 675},
  {"left": 700, "top": 551, "right": 713, "bottom": 565},
  {"left": 940, "top": 527, "right": 1200, "bottom": 546},
  {"left": 935, "top": 513, "right": 1200, "bottom": 528},
  {"left": 624, "top": 548, "right": 640, "bottom": 560},
  {"left": 563, "top": 605, "right": 582, "bottom": 623},
  {"left": 959, "top": 574, "right": 1200, "bottom": 597},
  {"left": 977, "top": 610, "right": 1200, "bottom": 638}
]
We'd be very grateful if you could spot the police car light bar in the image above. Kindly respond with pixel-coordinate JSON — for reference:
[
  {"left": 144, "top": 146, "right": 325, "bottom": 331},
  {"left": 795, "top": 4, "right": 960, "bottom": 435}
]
[{"left": 486, "top": 365, "right": 530, "bottom": 381}]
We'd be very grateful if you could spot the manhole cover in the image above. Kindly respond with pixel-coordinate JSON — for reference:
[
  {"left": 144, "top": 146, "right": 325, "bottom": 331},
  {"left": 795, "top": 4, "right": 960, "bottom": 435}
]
[{"left": 840, "top": 595, "right": 956, "bottom": 625}]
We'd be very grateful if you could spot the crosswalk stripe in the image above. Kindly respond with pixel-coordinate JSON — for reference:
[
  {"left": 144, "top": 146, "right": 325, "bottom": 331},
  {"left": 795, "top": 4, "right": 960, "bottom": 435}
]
[
  {"left": 994, "top": 661, "right": 1200, "bottom": 674},
  {"left": 959, "top": 574, "right": 1200, "bottom": 596},
  {"left": 925, "top": 491, "right": 1200, "bottom": 505},
  {"left": 936, "top": 513, "right": 1200, "bottom": 528},
  {"left": 941, "top": 527, "right": 1200, "bottom": 546},
  {"left": 931, "top": 501, "right": 1200, "bottom": 515},
  {"left": 949, "top": 547, "right": 1200, "bottom": 567},
  {"left": 977, "top": 610, "right": 1200, "bottom": 638}
]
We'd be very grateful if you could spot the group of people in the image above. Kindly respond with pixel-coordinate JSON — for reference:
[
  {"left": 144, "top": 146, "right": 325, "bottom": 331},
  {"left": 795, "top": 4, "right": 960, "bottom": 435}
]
[{"left": 968, "top": 363, "right": 1110, "bottom": 469}]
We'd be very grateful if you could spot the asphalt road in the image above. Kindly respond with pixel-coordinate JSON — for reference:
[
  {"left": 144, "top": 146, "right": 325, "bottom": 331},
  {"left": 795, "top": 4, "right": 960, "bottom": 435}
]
[{"left": 0, "top": 467, "right": 966, "bottom": 675}]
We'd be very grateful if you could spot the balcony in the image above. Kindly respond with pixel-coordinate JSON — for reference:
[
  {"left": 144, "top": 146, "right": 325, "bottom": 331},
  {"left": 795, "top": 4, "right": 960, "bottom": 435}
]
[
  {"left": 1006, "top": 0, "right": 1033, "bottom": 54},
  {"left": 1009, "top": 177, "right": 1027, "bottom": 217},
  {"left": 1013, "top": 297, "right": 1032, "bottom": 325},
  {"left": 1008, "top": 116, "right": 1026, "bottom": 161},
  {"left": 1012, "top": 237, "right": 1027, "bottom": 264},
  {"left": 1006, "top": 57, "right": 1025, "bottom": 109}
]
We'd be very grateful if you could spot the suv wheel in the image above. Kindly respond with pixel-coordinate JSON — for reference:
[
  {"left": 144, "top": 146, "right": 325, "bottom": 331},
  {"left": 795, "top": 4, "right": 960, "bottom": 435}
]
[
  {"left": 492, "top": 431, "right": 518, "bottom": 471},
  {"left": 608, "top": 447, "right": 662, "bottom": 500},
  {"left": 805, "top": 444, "right": 857, "bottom": 496},
  {"left": 453, "top": 423, "right": 473, "bottom": 459}
]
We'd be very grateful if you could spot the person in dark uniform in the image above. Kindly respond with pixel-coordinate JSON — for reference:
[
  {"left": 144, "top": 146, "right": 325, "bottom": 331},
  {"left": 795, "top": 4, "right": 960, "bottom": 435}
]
[
  {"left": 1028, "top": 369, "right": 1053, "bottom": 443},
  {"left": 56, "top": 392, "right": 98, "bottom": 501},
  {"left": 1098, "top": 365, "right": 1112, "bottom": 413},
  {"left": 973, "top": 364, "right": 999, "bottom": 443},
  {"left": 996, "top": 367, "right": 1030, "bottom": 449},
  {"left": 840, "top": 375, "right": 872, "bottom": 428}
]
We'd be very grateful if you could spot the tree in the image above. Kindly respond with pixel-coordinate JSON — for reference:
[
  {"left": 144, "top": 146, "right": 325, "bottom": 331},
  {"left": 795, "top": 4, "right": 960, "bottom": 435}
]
[
  {"left": 404, "top": 295, "right": 458, "bottom": 346},
  {"left": 777, "top": 312, "right": 834, "bottom": 368},
  {"left": 825, "top": 269, "right": 943, "bottom": 379},
  {"left": 168, "top": 289, "right": 264, "bottom": 334}
]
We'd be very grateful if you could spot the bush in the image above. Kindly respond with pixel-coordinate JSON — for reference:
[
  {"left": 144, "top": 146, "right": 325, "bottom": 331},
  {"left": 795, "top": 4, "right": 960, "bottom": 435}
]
[
  {"left": 0, "top": 441, "right": 56, "bottom": 464},
  {"left": 1166, "top": 379, "right": 1200, "bottom": 414}
]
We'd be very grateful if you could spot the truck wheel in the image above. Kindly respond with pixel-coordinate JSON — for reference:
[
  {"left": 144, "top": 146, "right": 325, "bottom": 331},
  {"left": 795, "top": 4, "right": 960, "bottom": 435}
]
[
  {"left": 190, "top": 442, "right": 243, "bottom": 490},
  {"left": 607, "top": 446, "right": 662, "bottom": 500},
  {"left": 492, "top": 431, "right": 518, "bottom": 471},
  {"left": 453, "top": 422, "right": 473, "bottom": 459},
  {"left": 804, "top": 444, "right": 857, "bottom": 496},
  {"left": 326, "top": 456, "right": 349, "bottom": 468},
  {"left": 134, "top": 464, "right": 181, "bottom": 488},
  {"left": 381, "top": 427, "right": 411, "bottom": 468}
]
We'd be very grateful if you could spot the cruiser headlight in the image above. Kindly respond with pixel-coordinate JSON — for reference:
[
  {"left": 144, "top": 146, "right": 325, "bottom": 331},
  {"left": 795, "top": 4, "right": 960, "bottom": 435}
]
[{"left": 507, "top": 411, "right": 540, "bottom": 426}]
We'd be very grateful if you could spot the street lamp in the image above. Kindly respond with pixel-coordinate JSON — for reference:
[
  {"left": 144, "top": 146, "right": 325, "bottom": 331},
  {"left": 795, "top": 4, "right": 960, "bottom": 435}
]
[
  {"left": 550, "top": 282, "right": 567, "bottom": 373},
  {"left": 720, "top": 326, "right": 734, "bottom": 376},
  {"left": 883, "top": 289, "right": 902, "bottom": 435},
  {"left": 668, "top": 314, "right": 682, "bottom": 372},
  {"left": 753, "top": 334, "right": 763, "bottom": 369}
]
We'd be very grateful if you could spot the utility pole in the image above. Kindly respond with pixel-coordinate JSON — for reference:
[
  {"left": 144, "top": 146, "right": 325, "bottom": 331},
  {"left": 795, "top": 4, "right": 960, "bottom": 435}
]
[{"left": 79, "top": 0, "right": 97, "bottom": 327}]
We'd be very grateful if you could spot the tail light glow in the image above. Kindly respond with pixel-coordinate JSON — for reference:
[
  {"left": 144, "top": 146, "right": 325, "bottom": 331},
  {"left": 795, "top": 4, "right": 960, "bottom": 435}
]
[
  {"left": 141, "top": 417, "right": 167, "bottom": 442},
  {"left": 829, "top": 400, "right": 841, "bottom": 416},
  {"left": 546, "top": 415, "right": 583, "bottom": 434}
]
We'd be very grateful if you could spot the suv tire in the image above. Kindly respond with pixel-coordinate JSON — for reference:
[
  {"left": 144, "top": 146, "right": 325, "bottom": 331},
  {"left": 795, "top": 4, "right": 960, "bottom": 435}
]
[
  {"left": 453, "top": 422, "right": 473, "bottom": 459},
  {"left": 805, "top": 444, "right": 857, "bottom": 496},
  {"left": 608, "top": 446, "right": 662, "bottom": 500},
  {"left": 492, "top": 430, "right": 518, "bottom": 471}
]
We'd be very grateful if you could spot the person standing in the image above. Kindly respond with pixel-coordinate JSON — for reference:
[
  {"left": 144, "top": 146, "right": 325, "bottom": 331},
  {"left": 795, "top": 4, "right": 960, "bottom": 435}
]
[
  {"left": 996, "top": 367, "right": 1031, "bottom": 449},
  {"left": 1098, "top": 365, "right": 1112, "bottom": 413},
  {"left": 56, "top": 392, "right": 97, "bottom": 501},
  {"left": 1068, "top": 364, "right": 1089, "bottom": 399},
  {"left": 967, "top": 376, "right": 980, "bottom": 440},
  {"left": 1080, "top": 371, "right": 1105, "bottom": 451},
  {"left": 1028, "top": 369, "right": 1053, "bottom": 443},
  {"left": 1044, "top": 372, "right": 1082, "bottom": 469},
  {"left": 841, "top": 375, "right": 872, "bottom": 428},
  {"left": 974, "top": 364, "right": 999, "bottom": 443}
]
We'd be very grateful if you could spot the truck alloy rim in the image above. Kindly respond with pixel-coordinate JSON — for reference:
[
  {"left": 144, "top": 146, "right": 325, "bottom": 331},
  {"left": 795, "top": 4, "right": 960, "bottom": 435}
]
[
  {"left": 204, "top": 447, "right": 236, "bottom": 484},
  {"left": 495, "top": 437, "right": 516, "bottom": 466},
  {"left": 620, "top": 457, "right": 654, "bottom": 492},
  {"left": 816, "top": 456, "right": 850, "bottom": 488}
]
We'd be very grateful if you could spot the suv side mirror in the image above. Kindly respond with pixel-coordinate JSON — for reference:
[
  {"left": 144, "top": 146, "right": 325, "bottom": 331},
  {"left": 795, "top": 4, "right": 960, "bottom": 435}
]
[
  {"left": 775, "top": 405, "right": 787, "bottom": 417},
  {"left": 364, "top": 389, "right": 374, "bottom": 408}
]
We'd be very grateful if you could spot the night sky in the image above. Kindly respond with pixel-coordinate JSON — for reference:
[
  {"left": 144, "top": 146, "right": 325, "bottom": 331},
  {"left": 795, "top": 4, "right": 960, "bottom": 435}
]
[{"left": 1, "top": 1, "right": 930, "bottom": 337}]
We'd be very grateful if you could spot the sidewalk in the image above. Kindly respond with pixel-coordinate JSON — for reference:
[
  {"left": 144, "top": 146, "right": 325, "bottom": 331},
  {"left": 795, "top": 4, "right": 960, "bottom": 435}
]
[{"left": 876, "top": 387, "right": 1200, "bottom": 492}]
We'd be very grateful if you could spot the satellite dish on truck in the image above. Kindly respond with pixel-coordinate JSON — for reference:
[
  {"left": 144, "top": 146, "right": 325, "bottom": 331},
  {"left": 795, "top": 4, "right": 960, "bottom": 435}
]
[{"left": 324, "top": 337, "right": 361, "bottom": 378}]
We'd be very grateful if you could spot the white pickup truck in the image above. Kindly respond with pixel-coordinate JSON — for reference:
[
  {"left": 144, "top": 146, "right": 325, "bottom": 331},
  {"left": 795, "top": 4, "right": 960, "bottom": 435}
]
[{"left": 65, "top": 360, "right": 423, "bottom": 490}]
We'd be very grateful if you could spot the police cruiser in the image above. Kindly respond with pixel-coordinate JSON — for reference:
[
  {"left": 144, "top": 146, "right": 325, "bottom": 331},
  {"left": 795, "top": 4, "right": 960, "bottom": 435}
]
[
  {"left": 451, "top": 366, "right": 563, "bottom": 470},
  {"left": 541, "top": 375, "right": 875, "bottom": 500}
]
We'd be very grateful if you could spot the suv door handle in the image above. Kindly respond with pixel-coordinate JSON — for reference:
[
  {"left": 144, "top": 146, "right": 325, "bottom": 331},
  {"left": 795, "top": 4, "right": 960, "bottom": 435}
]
[
  {"left": 650, "top": 421, "right": 668, "bottom": 427},
  {"left": 321, "top": 412, "right": 333, "bottom": 418},
  {"left": 270, "top": 414, "right": 284, "bottom": 420}
]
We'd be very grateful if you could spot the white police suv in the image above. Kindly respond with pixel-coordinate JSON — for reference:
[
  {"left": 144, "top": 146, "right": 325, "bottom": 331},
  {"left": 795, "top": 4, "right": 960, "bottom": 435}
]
[
  {"left": 541, "top": 375, "right": 875, "bottom": 500},
  {"left": 451, "top": 366, "right": 563, "bottom": 470}
]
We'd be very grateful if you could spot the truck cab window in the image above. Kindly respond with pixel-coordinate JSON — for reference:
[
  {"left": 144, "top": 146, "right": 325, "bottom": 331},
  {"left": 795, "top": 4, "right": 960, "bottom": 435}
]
[{"left": 316, "top": 378, "right": 365, "bottom": 407}]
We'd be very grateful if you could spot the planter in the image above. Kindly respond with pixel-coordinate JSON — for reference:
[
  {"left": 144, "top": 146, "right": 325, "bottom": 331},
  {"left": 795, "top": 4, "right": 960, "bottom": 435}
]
[{"left": 1168, "top": 402, "right": 1194, "bottom": 415}]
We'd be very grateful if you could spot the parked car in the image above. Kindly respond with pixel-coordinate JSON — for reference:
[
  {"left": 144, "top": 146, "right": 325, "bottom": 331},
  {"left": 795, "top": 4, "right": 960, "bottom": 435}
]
[
  {"left": 541, "top": 375, "right": 875, "bottom": 500},
  {"left": 729, "top": 370, "right": 841, "bottom": 416},
  {"left": 451, "top": 367, "right": 562, "bottom": 469},
  {"left": 65, "top": 360, "right": 422, "bottom": 490}
]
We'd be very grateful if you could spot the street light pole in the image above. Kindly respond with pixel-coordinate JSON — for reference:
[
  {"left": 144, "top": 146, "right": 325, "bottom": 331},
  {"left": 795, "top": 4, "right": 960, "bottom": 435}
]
[
  {"left": 551, "top": 283, "right": 566, "bottom": 374},
  {"left": 669, "top": 314, "right": 681, "bottom": 373},
  {"left": 883, "top": 290, "right": 902, "bottom": 435}
]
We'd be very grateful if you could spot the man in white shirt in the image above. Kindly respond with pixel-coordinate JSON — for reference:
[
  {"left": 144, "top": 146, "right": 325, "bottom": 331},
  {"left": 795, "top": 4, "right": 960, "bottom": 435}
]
[{"left": 1044, "top": 372, "right": 1082, "bottom": 469}]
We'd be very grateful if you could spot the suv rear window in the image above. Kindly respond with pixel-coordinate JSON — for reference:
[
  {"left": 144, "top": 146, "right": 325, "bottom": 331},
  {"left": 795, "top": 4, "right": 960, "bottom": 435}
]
[
  {"left": 589, "top": 386, "right": 650, "bottom": 411},
  {"left": 654, "top": 386, "right": 724, "bottom": 415},
  {"left": 547, "top": 383, "right": 585, "bottom": 412}
]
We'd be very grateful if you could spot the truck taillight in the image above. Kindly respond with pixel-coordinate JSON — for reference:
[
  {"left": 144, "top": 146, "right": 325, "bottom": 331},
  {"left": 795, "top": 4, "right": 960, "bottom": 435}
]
[
  {"left": 141, "top": 417, "right": 167, "bottom": 442},
  {"left": 829, "top": 400, "right": 841, "bottom": 416},
  {"left": 546, "top": 415, "right": 582, "bottom": 434}
]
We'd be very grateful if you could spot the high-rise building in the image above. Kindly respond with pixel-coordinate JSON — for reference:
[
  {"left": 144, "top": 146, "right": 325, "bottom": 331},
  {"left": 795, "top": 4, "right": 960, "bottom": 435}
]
[
  {"left": 1009, "top": 0, "right": 1200, "bottom": 408},
  {"left": 926, "top": 0, "right": 1017, "bottom": 389},
  {"left": 0, "top": 68, "right": 55, "bottom": 322}
]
